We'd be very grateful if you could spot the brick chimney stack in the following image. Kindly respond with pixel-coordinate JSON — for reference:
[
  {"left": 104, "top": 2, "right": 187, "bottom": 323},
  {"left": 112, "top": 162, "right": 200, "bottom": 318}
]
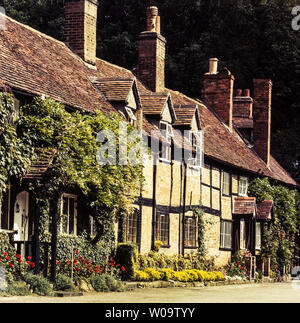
[
  {"left": 253, "top": 79, "right": 272, "bottom": 168},
  {"left": 233, "top": 89, "right": 253, "bottom": 119},
  {"left": 64, "top": 0, "right": 98, "bottom": 66},
  {"left": 203, "top": 59, "right": 235, "bottom": 129},
  {"left": 136, "top": 7, "right": 166, "bottom": 93}
]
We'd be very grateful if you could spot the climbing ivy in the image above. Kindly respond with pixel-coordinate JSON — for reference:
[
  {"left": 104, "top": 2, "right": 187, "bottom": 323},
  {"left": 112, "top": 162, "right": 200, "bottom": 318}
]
[
  {"left": 191, "top": 206, "right": 206, "bottom": 258},
  {"left": 0, "top": 92, "right": 34, "bottom": 197},
  {"left": 248, "top": 177, "right": 299, "bottom": 271},
  {"left": 1, "top": 92, "right": 146, "bottom": 259}
]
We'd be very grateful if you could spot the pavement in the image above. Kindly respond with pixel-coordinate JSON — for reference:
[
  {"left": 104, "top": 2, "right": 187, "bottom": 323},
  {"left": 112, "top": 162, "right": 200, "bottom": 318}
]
[{"left": 1, "top": 280, "right": 300, "bottom": 303}]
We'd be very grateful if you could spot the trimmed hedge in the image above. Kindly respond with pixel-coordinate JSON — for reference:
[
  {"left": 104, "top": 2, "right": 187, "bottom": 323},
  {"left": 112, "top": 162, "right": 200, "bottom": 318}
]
[
  {"left": 115, "top": 243, "right": 138, "bottom": 280},
  {"left": 134, "top": 268, "right": 225, "bottom": 283}
]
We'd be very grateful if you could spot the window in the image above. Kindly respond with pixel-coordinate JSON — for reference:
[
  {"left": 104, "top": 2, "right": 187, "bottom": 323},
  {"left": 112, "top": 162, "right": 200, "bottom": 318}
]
[
  {"left": 240, "top": 219, "right": 246, "bottom": 250},
  {"left": 89, "top": 216, "right": 97, "bottom": 237},
  {"left": 239, "top": 177, "right": 248, "bottom": 196},
  {"left": 125, "top": 107, "right": 137, "bottom": 126},
  {"left": 184, "top": 217, "right": 197, "bottom": 247},
  {"left": 155, "top": 213, "right": 169, "bottom": 245},
  {"left": 126, "top": 210, "right": 139, "bottom": 244},
  {"left": 59, "top": 194, "right": 77, "bottom": 235},
  {"left": 222, "top": 172, "right": 231, "bottom": 195},
  {"left": 189, "top": 131, "right": 203, "bottom": 168},
  {"left": 255, "top": 222, "right": 261, "bottom": 250},
  {"left": 160, "top": 121, "right": 173, "bottom": 161},
  {"left": 220, "top": 220, "right": 232, "bottom": 249}
]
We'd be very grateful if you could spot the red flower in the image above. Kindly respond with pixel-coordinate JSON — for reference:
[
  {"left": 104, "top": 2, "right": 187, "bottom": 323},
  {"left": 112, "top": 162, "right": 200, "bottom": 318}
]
[
  {"left": 56, "top": 261, "right": 60, "bottom": 264},
  {"left": 16, "top": 254, "right": 21, "bottom": 259},
  {"left": 75, "top": 267, "right": 80, "bottom": 272},
  {"left": 3, "top": 252, "right": 8, "bottom": 256},
  {"left": 74, "top": 259, "right": 78, "bottom": 264},
  {"left": 121, "top": 266, "right": 126, "bottom": 272},
  {"left": 18, "top": 259, "right": 23, "bottom": 263},
  {"left": 9, "top": 262, "right": 13, "bottom": 267},
  {"left": 31, "top": 263, "right": 35, "bottom": 269},
  {"left": 6, "top": 256, "right": 10, "bottom": 261},
  {"left": 116, "top": 263, "right": 120, "bottom": 268},
  {"left": 75, "top": 250, "right": 79, "bottom": 254},
  {"left": 67, "top": 260, "right": 71, "bottom": 265},
  {"left": 27, "top": 256, "right": 32, "bottom": 260}
]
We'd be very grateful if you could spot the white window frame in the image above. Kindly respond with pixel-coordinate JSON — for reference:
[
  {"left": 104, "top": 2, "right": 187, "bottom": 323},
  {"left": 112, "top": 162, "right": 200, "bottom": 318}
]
[
  {"left": 159, "top": 121, "right": 173, "bottom": 162},
  {"left": 220, "top": 220, "right": 232, "bottom": 249},
  {"left": 222, "top": 172, "right": 231, "bottom": 196},
  {"left": 255, "top": 222, "right": 261, "bottom": 250},
  {"left": 125, "top": 106, "right": 137, "bottom": 126},
  {"left": 240, "top": 218, "right": 246, "bottom": 250},
  {"left": 59, "top": 194, "right": 77, "bottom": 235},
  {"left": 239, "top": 176, "right": 248, "bottom": 196},
  {"left": 189, "top": 130, "right": 203, "bottom": 168}
]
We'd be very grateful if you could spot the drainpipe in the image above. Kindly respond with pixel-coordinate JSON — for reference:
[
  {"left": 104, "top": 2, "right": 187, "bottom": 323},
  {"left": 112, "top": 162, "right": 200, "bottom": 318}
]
[
  {"left": 182, "top": 161, "right": 187, "bottom": 256},
  {"left": 151, "top": 153, "right": 158, "bottom": 250}
]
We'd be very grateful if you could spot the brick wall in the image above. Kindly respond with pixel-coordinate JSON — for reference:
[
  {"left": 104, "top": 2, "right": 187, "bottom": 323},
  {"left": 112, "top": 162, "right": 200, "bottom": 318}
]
[
  {"left": 65, "top": 0, "right": 98, "bottom": 65},
  {"left": 253, "top": 79, "right": 272, "bottom": 167},
  {"left": 203, "top": 69, "right": 235, "bottom": 128}
]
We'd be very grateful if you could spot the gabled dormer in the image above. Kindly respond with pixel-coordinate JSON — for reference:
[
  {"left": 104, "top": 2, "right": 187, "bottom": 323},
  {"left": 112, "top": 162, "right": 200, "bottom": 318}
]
[
  {"left": 92, "top": 77, "right": 142, "bottom": 128},
  {"left": 173, "top": 104, "right": 203, "bottom": 167},
  {"left": 140, "top": 93, "right": 176, "bottom": 162}
]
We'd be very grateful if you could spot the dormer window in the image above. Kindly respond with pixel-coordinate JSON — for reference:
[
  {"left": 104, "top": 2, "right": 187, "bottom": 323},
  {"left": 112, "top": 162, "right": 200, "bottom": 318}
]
[
  {"left": 125, "top": 107, "right": 137, "bottom": 126},
  {"left": 160, "top": 121, "right": 173, "bottom": 161},
  {"left": 189, "top": 131, "right": 203, "bottom": 168}
]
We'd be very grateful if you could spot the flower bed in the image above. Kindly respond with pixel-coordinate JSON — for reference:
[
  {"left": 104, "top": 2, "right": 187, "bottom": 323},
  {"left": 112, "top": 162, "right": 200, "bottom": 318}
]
[{"left": 134, "top": 268, "right": 225, "bottom": 283}]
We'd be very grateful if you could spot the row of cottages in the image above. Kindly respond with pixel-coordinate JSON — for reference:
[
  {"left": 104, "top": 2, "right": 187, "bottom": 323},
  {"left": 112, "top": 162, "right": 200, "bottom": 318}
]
[{"left": 0, "top": 1, "right": 298, "bottom": 273}]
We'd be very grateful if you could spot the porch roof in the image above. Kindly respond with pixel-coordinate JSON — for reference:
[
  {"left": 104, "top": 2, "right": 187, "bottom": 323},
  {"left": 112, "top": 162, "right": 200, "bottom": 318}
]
[
  {"left": 233, "top": 196, "right": 256, "bottom": 215},
  {"left": 256, "top": 200, "right": 274, "bottom": 221}
]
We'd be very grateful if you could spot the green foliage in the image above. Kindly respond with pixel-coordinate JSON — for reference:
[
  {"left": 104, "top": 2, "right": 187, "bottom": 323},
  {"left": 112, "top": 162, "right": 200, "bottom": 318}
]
[
  {"left": 54, "top": 274, "right": 75, "bottom": 291},
  {"left": 89, "top": 274, "right": 125, "bottom": 292},
  {"left": 134, "top": 268, "right": 225, "bottom": 283},
  {"left": 249, "top": 177, "right": 299, "bottom": 271},
  {"left": 115, "top": 243, "right": 138, "bottom": 280},
  {"left": 0, "top": 93, "right": 33, "bottom": 196},
  {"left": 23, "top": 273, "right": 53, "bottom": 296},
  {"left": 137, "top": 251, "right": 215, "bottom": 272},
  {"left": 0, "top": 281, "right": 30, "bottom": 297},
  {"left": 192, "top": 207, "right": 206, "bottom": 257},
  {"left": 0, "top": 232, "right": 36, "bottom": 281}
]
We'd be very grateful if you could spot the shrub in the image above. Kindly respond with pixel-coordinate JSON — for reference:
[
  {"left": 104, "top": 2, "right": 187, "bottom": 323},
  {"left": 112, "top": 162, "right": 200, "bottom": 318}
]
[
  {"left": 89, "top": 274, "right": 125, "bottom": 292},
  {"left": 54, "top": 274, "right": 75, "bottom": 291},
  {"left": 0, "top": 281, "right": 30, "bottom": 296},
  {"left": 24, "top": 273, "right": 53, "bottom": 296},
  {"left": 133, "top": 268, "right": 225, "bottom": 283},
  {"left": 115, "top": 243, "right": 138, "bottom": 280},
  {"left": 153, "top": 241, "right": 163, "bottom": 252}
]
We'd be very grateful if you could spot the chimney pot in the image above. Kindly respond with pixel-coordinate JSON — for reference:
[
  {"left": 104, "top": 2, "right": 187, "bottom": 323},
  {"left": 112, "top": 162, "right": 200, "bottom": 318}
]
[
  {"left": 146, "top": 6, "right": 160, "bottom": 33},
  {"left": 236, "top": 89, "right": 242, "bottom": 96},
  {"left": 244, "top": 89, "right": 250, "bottom": 97},
  {"left": 208, "top": 58, "right": 218, "bottom": 74}
]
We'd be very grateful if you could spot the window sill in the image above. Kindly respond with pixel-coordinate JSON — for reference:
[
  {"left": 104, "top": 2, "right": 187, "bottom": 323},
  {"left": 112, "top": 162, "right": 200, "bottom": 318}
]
[
  {"left": 184, "top": 246, "right": 198, "bottom": 249},
  {"left": 160, "top": 244, "right": 170, "bottom": 248},
  {"left": 159, "top": 158, "right": 171, "bottom": 165},
  {"left": 219, "top": 247, "right": 232, "bottom": 252}
]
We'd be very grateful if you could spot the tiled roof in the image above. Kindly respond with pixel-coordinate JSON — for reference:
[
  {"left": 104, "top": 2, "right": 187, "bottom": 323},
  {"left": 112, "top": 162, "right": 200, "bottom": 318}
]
[
  {"left": 168, "top": 89, "right": 298, "bottom": 187},
  {"left": 0, "top": 14, "right": 297, "bottom": 188},
  {"left": 23, "top": 149, "right": 56, "bottom": 180},
  {"left": 0, "top": 15, "right": 114, "bottom": 113},
  {"left": 256, "top": 200, "right": 274, "bottom": 220},
  {"left": 233, "top": 197, "right": 256, "bottom": 215},
  {"left": 93, "top": 78, "right": 135, "bottom": 102},
  {"left": 140, "top": 93, "right": 169, "bottom": 116},
  {"left": 173, "top": 105, "right": 197, "bottom": 127}
]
